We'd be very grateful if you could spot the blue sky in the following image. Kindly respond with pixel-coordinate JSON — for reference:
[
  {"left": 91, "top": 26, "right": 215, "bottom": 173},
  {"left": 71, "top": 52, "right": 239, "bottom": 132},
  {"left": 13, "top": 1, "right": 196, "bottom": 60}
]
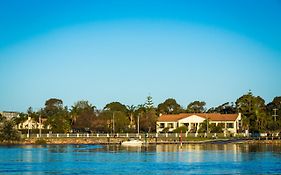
[{"left": 0, "top": 0, "right": 281, "bottom": 112}]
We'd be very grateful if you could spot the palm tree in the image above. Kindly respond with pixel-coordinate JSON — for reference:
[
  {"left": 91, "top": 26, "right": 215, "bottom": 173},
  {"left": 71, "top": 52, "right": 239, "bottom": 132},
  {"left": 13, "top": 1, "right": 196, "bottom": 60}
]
[{"left": 127, "top": 105, "right": 136, "bottom": 129}]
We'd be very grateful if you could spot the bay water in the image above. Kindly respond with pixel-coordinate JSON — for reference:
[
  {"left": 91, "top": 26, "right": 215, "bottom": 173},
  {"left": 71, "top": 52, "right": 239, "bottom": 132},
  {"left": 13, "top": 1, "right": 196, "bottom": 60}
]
[{"left": 1, "top": 144, "right": 281, "bottom": 174}]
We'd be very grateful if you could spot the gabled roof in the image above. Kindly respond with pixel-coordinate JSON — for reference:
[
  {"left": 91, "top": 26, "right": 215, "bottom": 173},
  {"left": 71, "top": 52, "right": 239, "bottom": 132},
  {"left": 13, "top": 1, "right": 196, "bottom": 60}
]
[{"left": 158, "top": 113, "right": 239, "bottom": 122}]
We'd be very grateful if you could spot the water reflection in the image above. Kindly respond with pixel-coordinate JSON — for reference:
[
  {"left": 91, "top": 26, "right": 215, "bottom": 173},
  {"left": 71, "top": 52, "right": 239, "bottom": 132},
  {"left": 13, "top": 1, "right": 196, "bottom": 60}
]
[{"left": 1, "top": 143, "right": 281, "bottom": 174}]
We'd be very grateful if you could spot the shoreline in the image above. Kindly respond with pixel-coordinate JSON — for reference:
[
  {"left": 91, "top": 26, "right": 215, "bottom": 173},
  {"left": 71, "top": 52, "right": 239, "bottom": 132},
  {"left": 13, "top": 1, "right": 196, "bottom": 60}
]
[{"left": 2, "top": 137, "right": 281, "bottom": 145}]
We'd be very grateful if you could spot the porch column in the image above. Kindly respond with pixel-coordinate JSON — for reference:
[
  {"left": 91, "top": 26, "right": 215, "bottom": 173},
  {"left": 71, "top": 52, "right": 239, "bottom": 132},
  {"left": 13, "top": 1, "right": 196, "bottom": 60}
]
[
  {"left": 196, "top": 123, "right": 200, "bottom": 132},
  {"left": 234, "top": 121, "right": 237, "bottom": 133}
]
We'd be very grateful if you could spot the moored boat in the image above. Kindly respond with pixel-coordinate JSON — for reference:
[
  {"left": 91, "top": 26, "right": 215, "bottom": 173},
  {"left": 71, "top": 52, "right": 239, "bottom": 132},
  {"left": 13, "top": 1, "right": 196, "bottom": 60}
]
[{"left": 121, "top": 139, "right": 143, "bottom": 146}]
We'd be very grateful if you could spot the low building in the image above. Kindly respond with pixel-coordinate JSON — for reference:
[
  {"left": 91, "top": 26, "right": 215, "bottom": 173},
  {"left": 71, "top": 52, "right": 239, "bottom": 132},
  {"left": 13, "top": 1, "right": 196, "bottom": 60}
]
[
  {"left": 156, "top": 113, "right": 242, "bottom": 133},
  {"left": 17, "top": 117, "right": 50, "bottom": 130},
  {"left": 0, "top": 111, "right": 20, "bottom": 120}
]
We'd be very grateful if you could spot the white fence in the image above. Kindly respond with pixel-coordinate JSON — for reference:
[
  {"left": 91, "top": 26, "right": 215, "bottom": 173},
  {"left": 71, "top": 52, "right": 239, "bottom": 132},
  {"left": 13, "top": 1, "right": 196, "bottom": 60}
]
[{"left": 23, "top": 132, "right": 248, "bottom": 139}]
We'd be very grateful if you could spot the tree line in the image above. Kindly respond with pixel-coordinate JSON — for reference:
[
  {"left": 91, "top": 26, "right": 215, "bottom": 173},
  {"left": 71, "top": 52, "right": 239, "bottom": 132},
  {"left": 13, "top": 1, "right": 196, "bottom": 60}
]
[{"left": 2, "top": 92, "right": 281, "bottom": 134}]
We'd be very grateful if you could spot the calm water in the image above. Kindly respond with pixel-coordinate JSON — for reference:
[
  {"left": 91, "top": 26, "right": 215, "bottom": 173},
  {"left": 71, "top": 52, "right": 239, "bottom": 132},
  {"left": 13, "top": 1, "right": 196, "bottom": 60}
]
[{"left": 1, "top": 144, "right": 281, "bottom": 174}]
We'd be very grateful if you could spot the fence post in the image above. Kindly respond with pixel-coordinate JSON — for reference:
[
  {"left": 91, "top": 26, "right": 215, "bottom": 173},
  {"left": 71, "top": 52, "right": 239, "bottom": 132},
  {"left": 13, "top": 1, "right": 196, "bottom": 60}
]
[
  {"left": 57, "top": 134, "right": 59, "bottom": 138},
  {"left": 166, "top": 133, "right": 168, "bottom": 138},
  {"left": 37, "top": 134, "right": 39, "bottom": 138},
  {"left": 47, "top": 134, "right": 49, "bottom": 138},
  {"left": 107, "top": 133, "right": 110, "bottom": 143},
  {"left": 126, "top": 133, "right": 129, "bottom": 137},
  {"left": 67, "top": 133, "right": 69, "bottom": 137},
  {"left": 97, "top": 133, "right": 99, "bottom": 137},
  {"left": 77, "top": 133, "right": 79, "bottom": 138}
]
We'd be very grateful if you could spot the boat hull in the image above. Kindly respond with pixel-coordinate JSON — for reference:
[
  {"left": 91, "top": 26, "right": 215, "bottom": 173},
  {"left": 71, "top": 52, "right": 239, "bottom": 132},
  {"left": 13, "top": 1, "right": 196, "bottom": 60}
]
[{"left": 121, "top": 140, "right": 143, "bottom": 146}]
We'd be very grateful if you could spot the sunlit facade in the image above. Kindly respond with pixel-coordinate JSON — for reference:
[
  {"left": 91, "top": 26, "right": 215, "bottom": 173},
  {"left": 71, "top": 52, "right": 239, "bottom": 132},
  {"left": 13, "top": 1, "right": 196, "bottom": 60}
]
[{"left": 157, "top": 113, "right": 242, "bottom": 133}]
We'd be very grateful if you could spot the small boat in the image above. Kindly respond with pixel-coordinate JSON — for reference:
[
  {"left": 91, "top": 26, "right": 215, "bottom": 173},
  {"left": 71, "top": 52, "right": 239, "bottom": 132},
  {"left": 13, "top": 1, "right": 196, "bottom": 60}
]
[
  {"left": 121, "top": 139, "right": 143, "bottom": 146},
  {"left": 121, "top": 115, "right": 143, "bottom": 147}
]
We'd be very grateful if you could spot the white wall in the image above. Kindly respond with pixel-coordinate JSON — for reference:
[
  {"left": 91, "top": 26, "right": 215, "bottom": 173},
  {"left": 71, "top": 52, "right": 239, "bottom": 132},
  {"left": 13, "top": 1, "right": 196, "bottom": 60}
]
[{"left": 178, "top": 115, "right": 205, "bottom": 124}]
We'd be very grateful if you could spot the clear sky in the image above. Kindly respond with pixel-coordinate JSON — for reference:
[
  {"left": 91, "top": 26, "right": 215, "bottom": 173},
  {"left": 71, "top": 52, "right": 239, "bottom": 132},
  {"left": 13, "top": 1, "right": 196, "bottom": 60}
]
[{"left": 0, "top": 0, "right": 281, "bottom": 112}]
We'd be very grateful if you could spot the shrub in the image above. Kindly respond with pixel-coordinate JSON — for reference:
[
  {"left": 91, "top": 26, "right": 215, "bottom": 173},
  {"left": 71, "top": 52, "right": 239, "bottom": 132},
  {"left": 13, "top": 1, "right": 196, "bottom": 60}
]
[
  {"left": 161, "top": 127, "right": 170, "bottom": 133},
  {"left": 35, "top": 139, "right": 47, "bottom": 144},
  {"left": 0, "top": 120, "right": 21, "bottom": 143},
  {"left": 173, "top": 126, "right": 188, "bottom": 133},
  {"left": 210, "top": 124, "right": 223, "bottom": 133}
]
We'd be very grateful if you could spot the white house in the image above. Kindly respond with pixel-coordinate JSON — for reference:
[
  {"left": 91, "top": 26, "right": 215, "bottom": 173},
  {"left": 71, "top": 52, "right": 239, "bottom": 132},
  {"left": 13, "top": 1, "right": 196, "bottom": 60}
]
[
  {"left": 156, "top": 113, "right": 242, "bottom": 133},
  {"left": 17, "top": 117, "right": 50, "bottom": 130}
]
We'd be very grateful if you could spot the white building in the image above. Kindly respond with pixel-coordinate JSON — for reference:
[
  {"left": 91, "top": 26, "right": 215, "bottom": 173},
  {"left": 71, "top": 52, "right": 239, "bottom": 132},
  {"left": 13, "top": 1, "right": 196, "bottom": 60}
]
[
  {"left": 156, "top": 113, "right": 242, "bottom": 133},
  {"left": 17, "top": 117, "right": 50, "bottom": 130},
  {"left": 0, "top": 111, "right": 20, "bottom": 120}
]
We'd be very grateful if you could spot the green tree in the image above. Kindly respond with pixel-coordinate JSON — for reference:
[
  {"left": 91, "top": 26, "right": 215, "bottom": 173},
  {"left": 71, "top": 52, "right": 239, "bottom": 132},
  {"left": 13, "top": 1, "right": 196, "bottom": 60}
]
[
  {"left": 44, "top": 98, "right": 63, "bottom": 116},
  {"left": 13, "top": 112, "right": 28, "bottom": 126},
  {"left": 27, "top": 107, "right": 40, "bottom": 123},
  {"left": 207, "top": 102, "right": 236, "bottom": 114},
  {"left": 104, "top": 102, "right": 128, "bottom": 113},
  {"left": 236, "top": 92, "right": 267, "bottom": 132},
  {"left": 96, "top": 110, "right": 113, "bottom": 133},
  {"left": 145, "top": 96, "right": 154, "bottom": 109},
  {"left": 44, "top": 108, "right": 70, "bottom": 133},
  {"left": 157, "top": 98, "right": 182, "bottom": 114},
  {"left": 42, "top": 98, "right": 71, "bottom": 133},
  {"left": 0, "top": 119, "right": 20, "bottom": 143},
  {"left": 187, "top": 101, "right": 206, "bottom": 113},
  {"left": 0, "top": 113, "right": 5, "bottom": 122},
  {"left": 209, "top": 123, "right": 223, "bottom": 133},
  {"left": 70, "top": 100, "right": 96, "bottom": 131},
  {"left": 266, "top": 96, "right": 281, "bottom": 131},
  {"left": 198, "top": 119, "right": 209, "bottom": 133},
  {"left": 136, "top": 103, "right": 158, "bottom": 133},
  {"left": 103, "top": 102, "right": 130, "bottom": 133},
  {"left": 173, "top": 125, "right": 188, "bottom": 133},
  {"left": 127, "top": 105, "right": 136, "bottom": 129}
]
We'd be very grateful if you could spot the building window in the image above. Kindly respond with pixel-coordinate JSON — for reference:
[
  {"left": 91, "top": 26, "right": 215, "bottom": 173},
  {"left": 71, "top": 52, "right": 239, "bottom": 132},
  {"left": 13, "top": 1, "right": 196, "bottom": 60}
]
[
  {"left": 238, "top": 120, "right": 242, "bottom": 128},
  {"left": 167, "top": 123, "right": 174, "bottom": 128},
  {"left": 227, "top": 123, "right": 234, "bottom": 128},
  {"left": 159, "top": 123, "right": 165, "bottom": 128}
]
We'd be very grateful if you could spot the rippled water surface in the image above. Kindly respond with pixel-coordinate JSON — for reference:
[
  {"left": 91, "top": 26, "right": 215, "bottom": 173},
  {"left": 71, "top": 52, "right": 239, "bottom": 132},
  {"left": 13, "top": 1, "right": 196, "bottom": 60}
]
[{"left": 1, "top": 144, "right": 281, "bottom": 174}]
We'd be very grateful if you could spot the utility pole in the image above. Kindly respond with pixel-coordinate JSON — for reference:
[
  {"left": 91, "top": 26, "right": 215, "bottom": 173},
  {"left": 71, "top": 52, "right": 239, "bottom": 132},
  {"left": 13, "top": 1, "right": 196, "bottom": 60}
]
[
  {"left": 39, "top": 115, "right": 42, "bottom": 137},
  {"left": 273, "top": 108, "right": 278, "bottom": 122},
  {"left": 137, "top": 114, "right": 140, "bottom": 136},
  {"left": 27, "top": 114, "right": 30, "bottom": 138},
  {"left": 112, "top": 112, "right": 115, "bottom": 134},
  {"left": 206, "top": 118, "right": 209, "bottom": 134},
  {"left": 205, "top": 113, "right": 209, "bottom": 136}
]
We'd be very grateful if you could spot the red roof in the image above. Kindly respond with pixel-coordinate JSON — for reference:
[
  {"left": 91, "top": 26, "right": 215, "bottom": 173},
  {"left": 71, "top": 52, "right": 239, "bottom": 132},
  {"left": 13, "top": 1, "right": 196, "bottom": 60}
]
[{"left": 158, "top": 113, "right": 239, "bottom": 122}]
